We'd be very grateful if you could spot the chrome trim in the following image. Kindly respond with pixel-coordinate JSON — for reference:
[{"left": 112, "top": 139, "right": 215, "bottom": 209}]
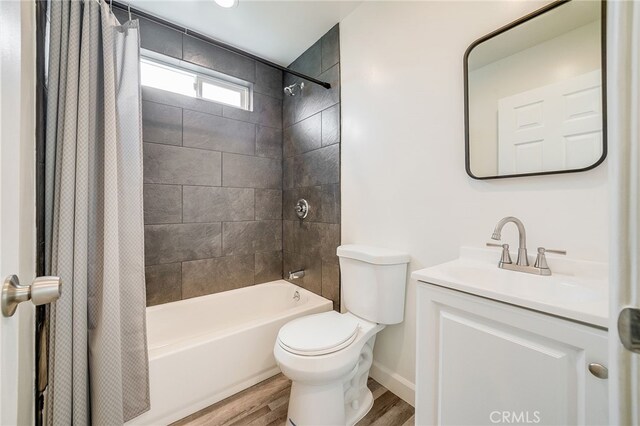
[{"left": 295, "top": 199, "right": 309, "bottom": 219}]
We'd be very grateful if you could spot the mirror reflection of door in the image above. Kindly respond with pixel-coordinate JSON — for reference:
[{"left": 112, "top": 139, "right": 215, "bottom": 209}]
[
  {"left": 465, "top": 0, "right": 606, "bottom": 179},
  {"left": 498, "top": 70, "right": 602, "bottom": 175}
]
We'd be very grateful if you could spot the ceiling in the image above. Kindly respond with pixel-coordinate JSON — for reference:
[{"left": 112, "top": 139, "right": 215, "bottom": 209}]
[
  {"left": 129, "top": 0, "right": 363, "bottom": 66},
  {"left": 469, "top": 0, "right": 600, "bottom": 70}
]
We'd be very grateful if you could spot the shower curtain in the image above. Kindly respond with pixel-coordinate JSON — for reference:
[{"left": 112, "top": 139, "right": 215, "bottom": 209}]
[
  {"left": 44, "top": 0, "right": 149, "bottom": 424},
  {"left": 607, "top": 1, "right": 640, "bottom": 424}
]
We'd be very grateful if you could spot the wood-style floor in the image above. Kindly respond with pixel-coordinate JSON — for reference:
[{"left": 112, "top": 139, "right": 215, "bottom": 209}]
[{"left": 172, "top": 373, "right": 415, "bottom": 426}]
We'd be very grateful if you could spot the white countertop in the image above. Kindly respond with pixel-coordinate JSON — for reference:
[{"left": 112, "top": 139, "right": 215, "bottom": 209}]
[{"left": 412, "top": 246, "right": 609, "bottom": 328}]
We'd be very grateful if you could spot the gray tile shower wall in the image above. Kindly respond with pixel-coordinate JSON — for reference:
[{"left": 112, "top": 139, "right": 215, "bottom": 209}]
[
  {"left": 123, "top": 10, "right": 285, "bottom": 306},
  {"left": 282, "top": 25, "right": 341, "bottom": 310}
]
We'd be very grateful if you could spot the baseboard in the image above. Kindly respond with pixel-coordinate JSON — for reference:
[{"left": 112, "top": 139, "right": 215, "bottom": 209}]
[{"left": 369, "top": 361, "right": 415, "bottom": 407}]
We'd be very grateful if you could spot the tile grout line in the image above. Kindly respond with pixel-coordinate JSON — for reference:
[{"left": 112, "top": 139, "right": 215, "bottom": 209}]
[
  {"left": 180, "top": 106, "right": 184, "bottom": 147},
  {"left": 143, "top": 139, "right": 282, "bottom": 160},
  {"left": 145, "top": 219, "right": 282, "bottom": 226},
  {"left": 282, "top": 101, "right": 340, "bottom": 131},
  {"left": 281, "top": 141, "right": 340, "bottom": 161}
]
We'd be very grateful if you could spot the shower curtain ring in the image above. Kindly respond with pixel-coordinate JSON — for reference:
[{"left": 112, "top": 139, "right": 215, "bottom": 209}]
[{"left": 128, "top": 2, "right": 132, "bottom": 20}]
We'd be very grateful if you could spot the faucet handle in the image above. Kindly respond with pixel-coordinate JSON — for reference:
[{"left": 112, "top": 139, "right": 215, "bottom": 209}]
[
  {"left": 486, "top": 242, "right": 512, "bottom": 265},
  {"left": 534, "top": 247, "right": 566, "bottom": 270},
  {"left": 486, "top": 242, "right": 505, "bottom": 248},
  {"left": 539, "top": 247, "right": 567, "bottom": 255}
]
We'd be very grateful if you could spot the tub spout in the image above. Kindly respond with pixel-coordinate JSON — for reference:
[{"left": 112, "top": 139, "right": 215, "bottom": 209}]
[{"left": 288, "top": 270, "right": 305, "bottom": 280}]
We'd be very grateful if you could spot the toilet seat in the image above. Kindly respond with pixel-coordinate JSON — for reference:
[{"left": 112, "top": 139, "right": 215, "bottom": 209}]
[{"left": 278, "top": 311, "right": 360, "bottom": 356}]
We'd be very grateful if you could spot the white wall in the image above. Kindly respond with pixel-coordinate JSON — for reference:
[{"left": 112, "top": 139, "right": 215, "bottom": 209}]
[{"left": 340, "top": 1, "right": 609, "bottom": 405}]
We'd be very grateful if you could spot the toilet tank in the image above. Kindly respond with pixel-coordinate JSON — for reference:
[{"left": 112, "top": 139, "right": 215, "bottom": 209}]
[{"left": 337, "top": 245, "right": 410, "bottom": 325}]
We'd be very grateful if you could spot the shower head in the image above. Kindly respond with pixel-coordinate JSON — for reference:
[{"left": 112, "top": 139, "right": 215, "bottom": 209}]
[{"left": 284, "top": 82, "right": 304, "bottom": 96}]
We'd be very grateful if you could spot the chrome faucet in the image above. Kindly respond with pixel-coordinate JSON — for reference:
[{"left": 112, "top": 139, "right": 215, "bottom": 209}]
[
  {"left": 491, "top": 216, "right": 528, "bottom": 266},
  {"left": 488, "top": 216, "right": 566, "bottom": 276}
]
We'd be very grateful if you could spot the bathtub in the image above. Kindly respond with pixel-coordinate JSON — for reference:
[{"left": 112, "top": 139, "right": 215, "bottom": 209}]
[{"left": 127, "top": 280, "right": 332, "bottom": 425}]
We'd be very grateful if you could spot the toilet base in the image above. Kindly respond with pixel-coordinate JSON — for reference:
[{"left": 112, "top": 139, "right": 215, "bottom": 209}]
[
  {"left": 345, "top": 387, "right": 374, "bottom": 426},
  {"left": 285, "top": 381, "right": 375, "bottom": 426},
  {"left": 285, "top": 336, "right": 378, "bottom": 426},
  {"left": 287, "top": 380, "right": 347, "bottom": 426}
]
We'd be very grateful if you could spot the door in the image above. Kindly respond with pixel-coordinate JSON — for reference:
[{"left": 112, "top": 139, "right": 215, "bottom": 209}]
[
  {"left": 498, "top": 70, "right": 602, "bottom": 174},
  {"left": 0, "top": 1, "right": 37, "bottom": 424}
]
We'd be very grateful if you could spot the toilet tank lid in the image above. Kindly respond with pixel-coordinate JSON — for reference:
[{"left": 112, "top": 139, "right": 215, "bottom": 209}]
[{"left": 337, "top": 245, "right": 410, "bottom": 265}]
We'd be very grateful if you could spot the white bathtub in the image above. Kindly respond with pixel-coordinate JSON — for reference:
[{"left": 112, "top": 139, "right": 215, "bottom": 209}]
[{"left": 127, "top": 280, "right": 332, "bottom": 425}]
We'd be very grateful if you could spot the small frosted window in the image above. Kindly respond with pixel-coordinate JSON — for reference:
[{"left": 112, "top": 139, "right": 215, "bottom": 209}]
[
  {"left": 201, "top": 80, "right": 243, "bottom": 108},
  {"left": 141, "top": 59, "right": 196, "bottom": 98},
  {"left": 140, "top": 54, "right": 251, "bottom": 111}
]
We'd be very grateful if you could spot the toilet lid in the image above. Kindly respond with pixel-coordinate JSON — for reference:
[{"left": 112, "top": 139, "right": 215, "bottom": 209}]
[{"left": 278, "top": 311, "right": 360, "bottom": 356}]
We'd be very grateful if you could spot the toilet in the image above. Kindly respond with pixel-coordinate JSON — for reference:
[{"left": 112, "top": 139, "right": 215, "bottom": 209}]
[{"left": 274, "top": 244, "right": 410, "bottom": 426}]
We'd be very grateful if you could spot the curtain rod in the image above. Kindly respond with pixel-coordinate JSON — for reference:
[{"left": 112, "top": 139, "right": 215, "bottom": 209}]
[{"left": 107, "top": 0, "right": 332, "bottom": 89}]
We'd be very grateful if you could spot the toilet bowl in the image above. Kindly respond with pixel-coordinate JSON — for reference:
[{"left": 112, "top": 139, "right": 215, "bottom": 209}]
[
  {"left": 274, "top": 245, "right": 410, "bottom": 426},
  {"left": 274, "top": 311, "right": 384, "bottom": 425}
]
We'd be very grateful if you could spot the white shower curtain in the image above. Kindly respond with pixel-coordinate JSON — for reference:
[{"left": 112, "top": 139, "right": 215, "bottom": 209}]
[
  {"left": 44, "top": 0, "right": 149, "bottom": 423},
  {"left": 607, "top": 1, "right": 640, "bottom": 424}
]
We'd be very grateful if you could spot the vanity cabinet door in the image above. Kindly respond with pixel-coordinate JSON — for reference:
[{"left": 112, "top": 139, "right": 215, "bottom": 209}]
[{"left": 416, "top": 283, "right": 608, "bottom": 426}]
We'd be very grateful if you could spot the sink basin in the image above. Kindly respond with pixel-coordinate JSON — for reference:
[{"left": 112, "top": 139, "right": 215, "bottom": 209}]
[
  {"left": 442, "top": 263, "right": 604, "bottom": 302},
  {"left": 412, "top": 247, "right": 609, "bottom": 328},
  {"left": 539, "top": 280, "right": 602, "bottom": 303}
]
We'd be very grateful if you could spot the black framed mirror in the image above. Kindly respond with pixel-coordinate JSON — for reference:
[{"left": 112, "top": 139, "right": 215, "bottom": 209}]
[{"left": 464, "top": 0, "right": 607, "bottom": 180}]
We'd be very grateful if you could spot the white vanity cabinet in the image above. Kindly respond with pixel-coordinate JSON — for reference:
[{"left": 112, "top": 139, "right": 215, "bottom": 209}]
[{"left": 415, "top": 283, "right": 608, "bottom": 426}]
